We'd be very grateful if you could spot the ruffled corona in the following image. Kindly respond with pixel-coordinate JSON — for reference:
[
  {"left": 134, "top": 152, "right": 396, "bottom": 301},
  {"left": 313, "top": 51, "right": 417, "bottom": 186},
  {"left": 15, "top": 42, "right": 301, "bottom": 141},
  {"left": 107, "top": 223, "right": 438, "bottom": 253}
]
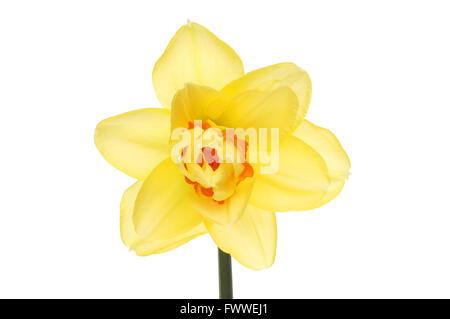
[{"left": 174, "top": 120, "right": 254, "bottom": 204}]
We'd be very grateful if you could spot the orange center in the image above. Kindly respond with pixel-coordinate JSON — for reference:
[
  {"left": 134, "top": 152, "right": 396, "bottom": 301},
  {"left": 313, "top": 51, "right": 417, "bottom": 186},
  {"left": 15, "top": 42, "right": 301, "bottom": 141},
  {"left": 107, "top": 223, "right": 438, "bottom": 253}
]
[{"left": 176, "top": 120, "right": 254, "bottom": 204}]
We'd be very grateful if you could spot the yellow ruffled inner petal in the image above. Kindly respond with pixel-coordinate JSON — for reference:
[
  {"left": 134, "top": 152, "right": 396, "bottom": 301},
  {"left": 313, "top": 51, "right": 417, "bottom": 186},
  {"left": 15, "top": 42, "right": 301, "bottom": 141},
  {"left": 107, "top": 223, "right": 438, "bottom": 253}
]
[
  {"left": 217, "top": 86, "right": 300, "bottom": 139},
  {"left": 170, "top": 83, "right": 230, "bottom": 132},
  {"left": 190, "top": 177, "right": 253, "bottom": 225},
  {"left": 221, "top": 62, "right": 312, "bottom": 125}
]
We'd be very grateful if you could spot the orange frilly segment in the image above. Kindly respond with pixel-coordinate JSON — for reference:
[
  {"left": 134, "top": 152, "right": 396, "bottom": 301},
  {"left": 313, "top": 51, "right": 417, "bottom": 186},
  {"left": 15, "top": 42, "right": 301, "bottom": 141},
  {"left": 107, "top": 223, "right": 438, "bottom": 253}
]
[{"left": 171, "top": 118, "right": 255, "bottom": 225}]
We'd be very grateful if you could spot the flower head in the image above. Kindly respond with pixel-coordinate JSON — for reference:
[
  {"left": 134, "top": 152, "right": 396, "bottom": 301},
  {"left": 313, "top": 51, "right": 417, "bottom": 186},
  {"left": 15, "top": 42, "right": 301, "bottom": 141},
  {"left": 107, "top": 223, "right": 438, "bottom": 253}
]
[{"left": 95, "top": 22, "right": 350, "bottom": 270}]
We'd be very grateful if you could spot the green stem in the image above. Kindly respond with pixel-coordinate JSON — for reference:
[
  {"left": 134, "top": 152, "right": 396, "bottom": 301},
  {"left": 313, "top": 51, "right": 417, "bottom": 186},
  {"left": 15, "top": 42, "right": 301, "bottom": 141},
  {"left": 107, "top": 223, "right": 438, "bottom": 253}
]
[{"left": 218, "top": 248, "right": 233, "bottom": 299}]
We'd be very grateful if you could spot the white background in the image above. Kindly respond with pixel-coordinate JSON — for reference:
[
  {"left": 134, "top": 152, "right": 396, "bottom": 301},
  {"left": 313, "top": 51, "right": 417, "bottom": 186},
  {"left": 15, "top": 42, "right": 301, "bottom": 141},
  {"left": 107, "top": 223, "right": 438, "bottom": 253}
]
[{"left": 1, "top": 0, "right": 449, "bottom": 298}]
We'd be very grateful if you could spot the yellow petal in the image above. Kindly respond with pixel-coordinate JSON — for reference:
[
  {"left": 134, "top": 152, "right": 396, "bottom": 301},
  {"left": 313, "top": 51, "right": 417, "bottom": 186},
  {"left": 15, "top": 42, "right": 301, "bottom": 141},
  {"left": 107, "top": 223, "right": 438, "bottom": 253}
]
[
  {"left": 190, "top": 177, "right": 253, "bottom": 225},
  {"left": 120, "top": 181, "right": 143, "bottom": 249},
  {"left": 216, "top": 86, "right": 300, "bottom": 138},
  {"left": 221, "top": 63, "right": 312, "bottom": 123},
  {"left": 133, "top": 158, "right": 204, "bottom": 240},
  {"left": 171, "top": 83, "right": 230, "bottom": 131},
  {"left": 250, "top": 135, "right": 330, "bottom": 211},
  {"left": 205, "top": 204, "right": 277, "bottom": 270},
  {"left": 120, "top": 181, "right": 206, "bottom": 256},
  {"left": 94, "top": 108, "right": 171, "bottom": 180},
  {"left": 153, "top": 22, "right": 244, "bottom": 108},
  {"left": 293, "top": 120, "right": 350, "bottom": 205}
]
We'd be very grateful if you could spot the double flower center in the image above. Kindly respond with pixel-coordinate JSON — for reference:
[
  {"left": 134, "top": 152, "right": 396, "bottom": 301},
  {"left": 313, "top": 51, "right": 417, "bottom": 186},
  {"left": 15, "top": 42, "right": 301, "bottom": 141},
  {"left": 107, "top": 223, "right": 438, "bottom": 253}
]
[{"left": 172, "top": 120, "right": 254, "bottom": 204}]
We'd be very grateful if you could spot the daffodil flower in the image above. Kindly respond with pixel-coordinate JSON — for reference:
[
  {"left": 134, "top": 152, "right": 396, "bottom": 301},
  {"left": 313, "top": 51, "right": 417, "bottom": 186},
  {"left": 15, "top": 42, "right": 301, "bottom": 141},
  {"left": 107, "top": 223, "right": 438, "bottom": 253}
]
[{"left": 94, "top": 21, "right": 350, "bottom": 271}]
